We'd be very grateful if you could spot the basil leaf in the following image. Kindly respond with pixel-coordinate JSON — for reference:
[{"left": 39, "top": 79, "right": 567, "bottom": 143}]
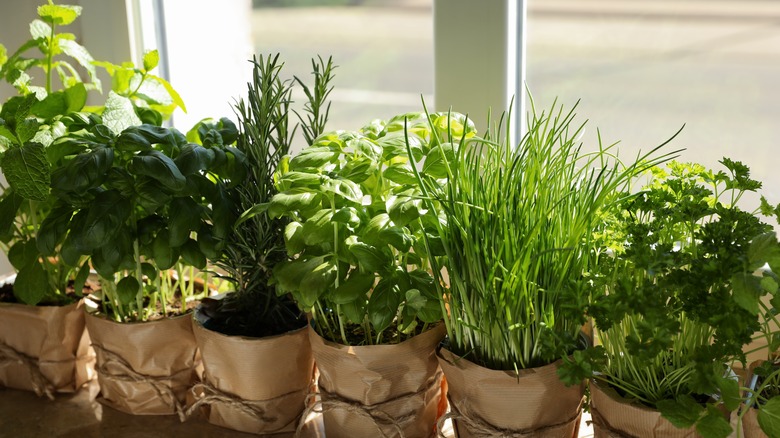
[
  {"left": 130, "top": 150, "right": 186, "bottom": 191},
  {"left": 367, "top": 279, "right": 401, "bottom": 333},
  {"left": 14, "top": 261, "right": 48, "bottom": 305}
]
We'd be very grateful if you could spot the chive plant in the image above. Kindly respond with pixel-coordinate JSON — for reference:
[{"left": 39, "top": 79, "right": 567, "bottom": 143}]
[{"left": 412, "top": 98, "right": 675, "bottom": 372}]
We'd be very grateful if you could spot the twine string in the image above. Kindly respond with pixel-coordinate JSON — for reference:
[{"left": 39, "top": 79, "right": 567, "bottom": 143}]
[
  {"left": 0, "top": 342, "right": 57, "bottom": 400},
  {"left": 294, "top": 370, "right": 443, "bottom": 438},
  {"left": 186, "top": 381, "right": 307, "bottom": 434},
  {"left": 92, "top": 344, "right": 188, "bottom": 422},
  {"left": 438, "top": 398, "right": 583, "bottom": 438}
]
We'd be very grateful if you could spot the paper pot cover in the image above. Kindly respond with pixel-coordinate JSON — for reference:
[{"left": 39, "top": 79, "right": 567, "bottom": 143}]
[
  {"left": 0, "top": 298, "right": 94, "bottom": 398},
  {"left": 309, "top": 323, "right": 446, "bottom": 438},
  {"left": 85, "top": 311, "right": 198, "bottom": 417},
  {"left": 590, "top": 380, "right": 706, "bottom": 438},
  {"left": 437, "top": 348, "right": 583, "bottom": 438},
  {"left": 190, "top": 314, "right": 313, "bottom": 436}
]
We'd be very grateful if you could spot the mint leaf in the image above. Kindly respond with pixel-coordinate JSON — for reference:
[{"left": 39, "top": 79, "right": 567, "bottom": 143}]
[
  {"left": 58, "top": 38, "right": 100, "bottom": 87},
  {"left": 715, "top": 376, "right": 741, "bottom": 412},
  {"left": 759, "top": 398, "right": 780, "bottom": 438},
  {"left": 0, "top": 43, "right": 7, "bottom": 67},
  {"left": 147, "top": 74, "right": 187, "bottom": 112},
  {"left": 29, "top": 19, "right": 51, "bottom": 40},
  {"left": 2, "top": 142, "right": 51, "bottom": 201},
  {"left": 102, "top": 91, "right": 141, "bottom": 135},
  {"left": 143, "top": 50, "right": 159, "bottom": 72},
  {"left": 695, "top": 406, "right": 731, "bottom": 438},
  {"left": 657, "top": 395, "right": 704, "bottom": 428},
  {"left": 732, "top": 272, "right": 761, "bottom": 314},
  {"left": 65, "top": 82, "right": 87, "bottom": 112},
  {"left": 38, "top": 3, "right": 82, "bottom": 26}
]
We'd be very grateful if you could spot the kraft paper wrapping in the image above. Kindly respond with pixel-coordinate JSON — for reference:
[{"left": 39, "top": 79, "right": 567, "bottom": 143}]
[
  {"left": 437, "top": 348, "right": 583, "bottom": 438},
  {"left": 0, "top": 299, "right": 94, "bottom": 398},
  {"left": 308, "top": 323, "right": 446, "bottom": 438},
  {"left": 590, "top": 380, "right": 702, "bottom": 438},
  {"left": 85, "top": 311, "right": 199, "bottom": 417},
  {"left": 190, "top": 312, "right": 313, "bottom": 436}
]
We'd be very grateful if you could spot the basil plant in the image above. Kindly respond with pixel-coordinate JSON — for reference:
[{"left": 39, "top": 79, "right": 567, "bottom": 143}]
[
  {"left": 44, "top": 115, "right": 246, "bottom": 322},
  {"left": 270, "top": 112, "right": 474, "bottom": 345}
]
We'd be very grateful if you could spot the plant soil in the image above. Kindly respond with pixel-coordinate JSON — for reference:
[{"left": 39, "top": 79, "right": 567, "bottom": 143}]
[
  {"left": 199, "top": 293, "right": 307, "bottom": 338},
  {"left": 0, "top": 281, "right": 91, "bottom": 306}
]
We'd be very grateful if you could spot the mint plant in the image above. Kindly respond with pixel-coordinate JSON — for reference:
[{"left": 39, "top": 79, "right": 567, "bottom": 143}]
[
  {"left": 584, "top": 159, "right": 777, "bottom": 437},
  {"left": 269, "top": 110, "right": 459, "bottom": 345}
]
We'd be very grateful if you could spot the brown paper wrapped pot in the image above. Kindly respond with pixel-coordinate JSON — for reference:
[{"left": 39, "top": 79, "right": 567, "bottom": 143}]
[
  {"left": 309, "top": 323, "right": 446, "bottom": 438},
  {"left": 742, "top": 406, "right": 767, "bottom": 438},
  {"left": 590, "top": 379, "right": 704, "bottom": 438},
  {"left": 85, "top": 311, "right": 198, "bottom": 417},
  {"left": 190, "top": 308, "right": 313, "bottom": 436},
  {"left": 437, "top": 348, "right": 583, "bottom": 438},
  {"left": 0, "top": 294, "right": 94, "bottom": 398}
]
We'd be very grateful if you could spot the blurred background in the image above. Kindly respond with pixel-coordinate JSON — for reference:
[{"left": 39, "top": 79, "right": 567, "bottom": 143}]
[{"left": 1, "top": 0, "right": 779, "bottom": 274}]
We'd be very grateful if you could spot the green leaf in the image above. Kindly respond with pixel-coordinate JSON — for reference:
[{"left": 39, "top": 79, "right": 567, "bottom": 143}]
[
  {"left": 8, "top": 240, "right": 38, "bottom": 271},
  {"left": 301, "top": 209, "right": 334, "bottom": 246},
  {"left": 657, "top": 395, "right": 704, "bottom": 429},
  {"left": 72, "top": 260, "right": 91, "bottom": 297},
  {"left": 732, "top": 272, "right": 761, "bottom": 314},
  {"left": 79, "top": 190, "right": 132, "bottom": 251},
  {"left": 405, "top": 288, "right": 426, "bottom": 311},
  {"left": 174, "top": 144, "right": 215, "bottom": 175},
  {"left": 143, "top": 50, "right": 159, "bottom": 72},
  {"left": 695, "top": 406, "right": 731, "bottom": 438},
  {"left": 38, "top": 3, "right": 82, "bottom": 25},
  {"left": 758, "top": 398, "right": 780, "bottom": 438},
  {"left": 167, "top": 197, "right": 202, "bottom": 247},
  {"left": 0, "top": 192, "right": 23, "bottom": 242},
  {"left": 383, "top": 163, "right": 417, "bottom": 185},
  {"left": 2, "top": 142, "right": 51, "bottom": 201},
  {"left": 16, "top": 118, "right": 40, "bottom": 144},
  {"left": 323, "top": 179, "right": 363, "bottom": 204},
  {"left": 58, "top": 38, "right": 100, "bottom": 86},
  {"left": 147, "top": 74, "right": 187, "bottom": 112},
  {"left": 102, "top": 92, "right": 141, "bottom": 135},
  {"left": 31, "top": 91, "right": 68, "bottom": 119},
  {"left": 180, "top": 239, "right": 206, "bottom": 269},
  {"left": 422, "top": 143, "right": 455, "bottom": 178},
  {"left": 268, "top": 190, "right": 322, "bottom": 218},
  {"left": 65, "top": 83, "right": 87, "bottom": 112},
  {"left": 14, "top": 261, "right": 48, "bottom": 305},
  {"left": 36, "top": 204, "right": 73, "bottom": 255},
  {"left": 715, "top": 376, "right": 741, "bottom": 412},
  {"left": 284, "top": 221, "right": 305, "bottom": 256},
  {"left": 341, "top": 298, "right": 367, "bottom": 324},
  {"left": 153, "top": 230, "right": 179, "bottom": 270},
  {"left": 387, "top": 192, "right": 425, "bottom": 227},
  {"left": 289, "top": 146, "right": 339, "bottom": 169},
  {"left": 367, "top": 279, "right": 401, "bottom": 333},
  {"left": 130, "top": 150, "right": 187, "bottom": 191},
  {"left": 348, "top": 241, "right": 392, "bottom": 273},
  {"left": 116, "top": 276, "right": 140, "bottom": 305},
  {"left": 50, "top": 147, "right": 113, "bottom": 192},
  {"left": 332, "top": 271, "right": 375, "bottom": 305},
  {"left": 762, "top": 276, "right": 779, "bottom": 294},
  {"left": 749, "top": 232, "right": 780, "bottom": 271},
  {"left": 29, "top": 19, "right": 51, "bottom": 40}
]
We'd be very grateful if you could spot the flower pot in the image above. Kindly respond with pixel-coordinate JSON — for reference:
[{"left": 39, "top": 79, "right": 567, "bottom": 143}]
[
  {"left": 437, "top": 348, "right": 583, "bottom": 438},
  {"left": 188, "top": 305, "right": 313, "bottom": 436},
  {"left": 0, "top": 275, "right": 94, "bottom": 399},
  {"left": 590, "top": 379, "right": 702, "bottom": 438},
  {"left": 85, "top": 311, "right": 198, "bottom": 418},
  {"left": 742, "top": 405, "right": 766, "bottom": 438},
  {"left": 308, "top": 323, "right": 446, "bottom": 438}
]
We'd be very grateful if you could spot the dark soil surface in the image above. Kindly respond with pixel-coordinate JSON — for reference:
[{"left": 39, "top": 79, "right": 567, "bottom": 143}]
[
  {"left": 0, "top": 280, "right": 90, "bottom": 306},
  {"left": 199, "top": 293, "right": 307, "bottom": 338}
]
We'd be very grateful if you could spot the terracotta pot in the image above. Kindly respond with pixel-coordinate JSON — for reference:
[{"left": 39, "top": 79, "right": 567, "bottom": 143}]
[
  {"left": 309, "top": 323, "right": 446, "bottom": 438},
  {"left": 0, "top": 277, "right": 94, "bottom": 398},
  {"left": 590, "top": 380, "right": 706, "bottom": 438},
  {"left": 85, "top": 311, "right": 198, "bottom": 417},
  {"left": 437, "top": 348, "right": 583, "bottom": 438},
  {"left": 189, "top": 305, "right": 313, "bottom": 436}
]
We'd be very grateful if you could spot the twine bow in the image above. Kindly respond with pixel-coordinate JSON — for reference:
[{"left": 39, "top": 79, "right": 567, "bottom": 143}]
[
  {"left": 92, "top": 344, "right": 188, "bottom": 422},
  {"left": 0, "top": 342, "right": 56, "bottom": 400},
  {"left": 186, "top": 380, "right": 306, "bottom": 434},
  {"left": 438, "top": 397, "right": 583, "bottom": 438},
  {"left": 294, "top": 371, "right": 443, "bottom": 438}
]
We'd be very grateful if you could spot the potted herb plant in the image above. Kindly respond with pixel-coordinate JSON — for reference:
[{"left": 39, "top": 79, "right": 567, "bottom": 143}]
[
  {"left": 185, "top": 54, "right": 333, "bottom": 436},
  {"left": 45, "top": 48, "right": 242, "bottom": 416},
  {"left": 269, "top": 109, "right": 452, "bottom": 437},
  {"left": 736, "top": 198, "right": 780, "bottom": 438},
  {"left": 0, "top": 0, "right": 114, "bottom": 398},
  {"left": 586, "top": 159, "right": 775, "bottom": 438},
  {"left": 411, "top": 98, "right": 673, "bottom": 437}
]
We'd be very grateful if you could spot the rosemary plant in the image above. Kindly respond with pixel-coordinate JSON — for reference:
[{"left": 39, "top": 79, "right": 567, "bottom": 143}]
[
  {"left": 202, "top": 54, "right": 335, "bottom": 337},
  {"left": 413, "top": 98, "right": 675, "bottom": 371}
]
